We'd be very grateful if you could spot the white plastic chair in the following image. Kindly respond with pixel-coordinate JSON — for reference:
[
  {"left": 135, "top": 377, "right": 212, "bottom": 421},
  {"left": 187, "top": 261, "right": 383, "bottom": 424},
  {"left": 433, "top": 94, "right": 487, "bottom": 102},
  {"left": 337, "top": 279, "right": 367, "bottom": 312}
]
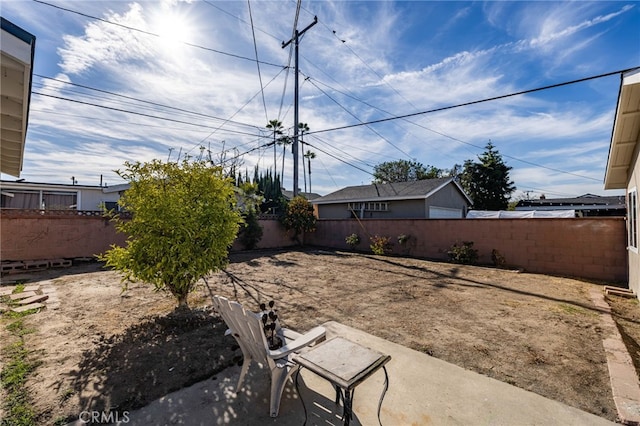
[{"left": 212, "top": 295, "right": 326, "bottom": 417}]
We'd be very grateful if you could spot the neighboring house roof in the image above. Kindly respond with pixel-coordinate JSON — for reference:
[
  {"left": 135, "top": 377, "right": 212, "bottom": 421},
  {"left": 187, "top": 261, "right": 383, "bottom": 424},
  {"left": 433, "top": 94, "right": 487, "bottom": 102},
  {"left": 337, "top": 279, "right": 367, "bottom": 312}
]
[
  {"left": 605, "top": 68, "right": 640, "bottom": 190},
  {"left": 102, "top": 183, "right": 130, "bottom": 194},
  {"left": 0, "top": 179, "right": 121, "bottom": 193},
  {"left": 312, "top": 177, "right": 472, "bottom": 204},
  {"left": 281, "top": 189, "right": 322, "bottom": 201},
  {"left": 515, "top": 194, "right": 626, "bottom": 211},
  {"left": 1, "top": 18, "right": 36, "bottom": 178}
]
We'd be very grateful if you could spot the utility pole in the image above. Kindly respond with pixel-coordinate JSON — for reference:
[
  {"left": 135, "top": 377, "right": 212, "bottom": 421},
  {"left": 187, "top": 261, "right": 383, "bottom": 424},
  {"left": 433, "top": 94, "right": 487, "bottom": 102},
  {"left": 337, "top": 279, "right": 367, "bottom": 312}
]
[{"left": 282, "top": 16, "right": 317, "bottom": 197}]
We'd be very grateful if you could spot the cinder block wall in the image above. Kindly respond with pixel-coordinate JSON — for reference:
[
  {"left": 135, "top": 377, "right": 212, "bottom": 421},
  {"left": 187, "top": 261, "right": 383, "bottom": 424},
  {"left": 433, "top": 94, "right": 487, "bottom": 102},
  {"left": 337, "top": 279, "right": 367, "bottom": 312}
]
[
  {"left": 0, "top": 211, "right": 627, "bottom": 283},
  {"left": 305, "top": 218, "right": 628, "bottom": 283},
  {"left": 1, "top": 212, "right": 127, "bottom": 261},
  {"left": 0, "top": 211, "right": 297, "bottom": 262}
]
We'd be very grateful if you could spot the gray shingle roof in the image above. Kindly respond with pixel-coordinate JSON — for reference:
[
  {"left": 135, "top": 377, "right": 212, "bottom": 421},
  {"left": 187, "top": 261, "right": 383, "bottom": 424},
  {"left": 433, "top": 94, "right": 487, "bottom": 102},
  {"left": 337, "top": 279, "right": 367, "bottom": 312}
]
[{"left": 314, "top": 178, "right": 455, "bottom": 203}]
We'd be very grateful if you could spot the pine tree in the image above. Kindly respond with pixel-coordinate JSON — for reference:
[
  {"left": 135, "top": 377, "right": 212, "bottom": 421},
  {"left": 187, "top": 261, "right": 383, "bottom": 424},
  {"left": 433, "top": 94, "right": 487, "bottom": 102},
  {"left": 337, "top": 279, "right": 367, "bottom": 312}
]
[{"left": 460, "top": 142, "right": 515, "bottom": 210}]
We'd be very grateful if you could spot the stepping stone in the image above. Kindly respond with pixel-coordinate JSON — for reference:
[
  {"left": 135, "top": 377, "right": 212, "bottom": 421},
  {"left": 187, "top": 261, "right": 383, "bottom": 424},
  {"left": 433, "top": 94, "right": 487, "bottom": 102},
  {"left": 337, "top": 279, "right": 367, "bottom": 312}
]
[
  {"left": 606, "top": 288, "right": 637, "bottom": 298},
  {"left": 0, "top": 287, "right": 16, "bottom": 297},
  {"left": 9, "top": 291, "right": 37, "bottom": 300},
  {"left": 12, "top": 303, "right": 45, "bottom": 313},
  {"left": 604, "top": 285, "right": 634, "bottom": 294},
  {"left": 22, "top": 285, "right": 40, "bottom": 292},
  {"left": 18, "top": 294, "right": 49, "bottom": 305}
]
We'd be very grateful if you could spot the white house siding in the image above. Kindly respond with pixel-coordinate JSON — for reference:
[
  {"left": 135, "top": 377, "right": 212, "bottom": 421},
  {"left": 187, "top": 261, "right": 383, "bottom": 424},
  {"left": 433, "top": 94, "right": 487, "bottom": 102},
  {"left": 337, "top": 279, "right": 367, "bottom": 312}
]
[
  {"left": 0, "top": 182, "right": 121, "bottom": 211},
  {"left": 628, "top": 142, "right": 640, "bottom": 296}
]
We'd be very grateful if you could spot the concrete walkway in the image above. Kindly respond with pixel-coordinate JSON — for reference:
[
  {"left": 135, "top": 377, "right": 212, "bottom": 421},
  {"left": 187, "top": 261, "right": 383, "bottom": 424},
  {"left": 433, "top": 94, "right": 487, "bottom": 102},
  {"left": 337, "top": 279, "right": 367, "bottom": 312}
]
[{"left": 106, "top": 321, "right": 614, "bottom": 426}]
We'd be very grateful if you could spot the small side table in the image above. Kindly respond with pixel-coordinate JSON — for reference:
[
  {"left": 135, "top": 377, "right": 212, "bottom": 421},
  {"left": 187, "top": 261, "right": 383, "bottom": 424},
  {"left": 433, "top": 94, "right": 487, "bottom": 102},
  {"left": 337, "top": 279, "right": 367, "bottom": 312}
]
[{"left": 293, "top": 336, "right": 391, "bottom": 426}]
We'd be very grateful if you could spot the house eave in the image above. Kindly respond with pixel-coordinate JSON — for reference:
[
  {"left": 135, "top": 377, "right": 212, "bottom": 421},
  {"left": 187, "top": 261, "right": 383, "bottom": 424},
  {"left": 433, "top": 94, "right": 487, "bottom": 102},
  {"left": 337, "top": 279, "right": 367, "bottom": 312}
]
[
  {"left": 0, "top": 18, "right": 36, "bottom": 178},
  {"left": 604, "top": 68, "right": 640, "bottom": 190}
]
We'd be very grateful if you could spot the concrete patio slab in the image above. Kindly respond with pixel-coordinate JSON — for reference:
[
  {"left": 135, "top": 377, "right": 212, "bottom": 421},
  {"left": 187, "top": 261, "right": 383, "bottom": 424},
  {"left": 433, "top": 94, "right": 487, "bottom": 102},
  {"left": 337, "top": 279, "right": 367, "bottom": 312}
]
[{"left": 88, "top": 321, "right": 615, "bottom": 426}]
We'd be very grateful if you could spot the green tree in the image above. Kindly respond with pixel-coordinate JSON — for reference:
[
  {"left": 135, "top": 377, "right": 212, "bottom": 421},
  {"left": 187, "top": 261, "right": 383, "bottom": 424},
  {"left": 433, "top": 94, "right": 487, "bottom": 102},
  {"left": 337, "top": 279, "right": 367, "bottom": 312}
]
[
  {"left": 266, "top": 119, "right": 284, "bottom": 176},
  {"left": 373, "top": 159, "right": 442, "bottom": 183},
  {"left": 460, "top": 142, "right": 515, "bottom": 210},
  {"left": 281, "top": 196, "right": 316, "bottom": 245},
  {"left": 303, "top": 150, "right": 316, "bottom": 193},
  {"left": 101, "top": 159, "right": 242, "bottom": 309},
  {"left": 237, "top": 209, "right": 263, "bottom": 250},
  {"left": 236, "top": 180, "right": 264, "bottom": 250},
  {"left": 278, "top": 135, "right": 292, "bottom": 181},
  {"left": 299, "top": 122, "right": 310, "bottom": 192},
  {"left": 254, "top": 167, "right": 286, "bottom": 215}
]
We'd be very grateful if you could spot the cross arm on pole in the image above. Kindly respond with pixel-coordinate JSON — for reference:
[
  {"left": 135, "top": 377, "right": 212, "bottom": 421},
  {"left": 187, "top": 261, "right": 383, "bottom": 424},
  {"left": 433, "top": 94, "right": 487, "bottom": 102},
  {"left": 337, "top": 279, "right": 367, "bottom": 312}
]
[{"left": 281, "top": 16, "right": 318, "bottom": 48}]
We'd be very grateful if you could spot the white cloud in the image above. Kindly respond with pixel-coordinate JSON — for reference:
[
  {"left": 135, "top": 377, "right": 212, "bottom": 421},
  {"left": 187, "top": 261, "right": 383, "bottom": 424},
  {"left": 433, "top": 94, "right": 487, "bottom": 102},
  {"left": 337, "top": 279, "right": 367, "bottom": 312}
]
[
  {"left": 529, "top": 4, "right": 634, "bottom": 49},
  {"left": 3, "top": 0, "right": 635, "bottom": 199}
]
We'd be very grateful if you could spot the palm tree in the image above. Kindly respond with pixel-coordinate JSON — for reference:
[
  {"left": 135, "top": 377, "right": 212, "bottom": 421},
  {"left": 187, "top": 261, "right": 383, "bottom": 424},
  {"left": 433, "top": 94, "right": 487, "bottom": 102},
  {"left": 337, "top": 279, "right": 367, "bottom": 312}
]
[
  {"left": 266, "top": 120, "right": 283, "bottom": 176},
  {"left": 278, "top": 135, "right": 292, "bottom": 182},
  {"left": 304, "top": 150, "right": 316, "bottom": 193},
  {"left": 298, "top": 122, "right": 310, "bottom": 192}
]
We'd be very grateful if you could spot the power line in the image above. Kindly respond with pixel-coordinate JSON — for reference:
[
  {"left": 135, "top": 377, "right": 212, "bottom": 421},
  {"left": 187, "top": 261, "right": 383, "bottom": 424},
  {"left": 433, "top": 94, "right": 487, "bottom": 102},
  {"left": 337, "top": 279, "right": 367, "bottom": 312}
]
[
  {"left": 306, "top": 77, "right": 413, "bottom": 159},
  {"left": 32, "top": 91, "right": 264, "bottom": 138},
  {"left": 301, "top": 73, "right": 604, "bottom": 182},
  {"left": 247, "top": 0, "right": 269, "bottom": 124},
  {"left": 310, "top": 67, "right": 639, "bottom": 135},
  {"left": 34, "top": 74, "right": 263, "bottom": 131},
  {"left": 184, "top": 67, "right": 290, "bottom": 156},
  {"left": 304, "top": 140, "right": 372, "bottom": 176},
  {"left": 32, "top": 0, "right": 285, "bottom": 68},
  {"left": 30, "top": 108, "right": 230, "bottom": 134}
]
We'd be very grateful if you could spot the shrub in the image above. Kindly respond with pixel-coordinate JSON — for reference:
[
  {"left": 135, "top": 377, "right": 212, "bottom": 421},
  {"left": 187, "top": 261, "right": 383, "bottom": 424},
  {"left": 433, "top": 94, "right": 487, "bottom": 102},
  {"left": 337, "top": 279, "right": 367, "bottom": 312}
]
[
  {"left": 370, "top": 235, "right": 392, "bottom": 255},
  {"left": 447, "top": 241, "right": 478, "bottom": 264},
  {"left": 345, "top": 233, "right": 360, "bottom": 250},
  {"left": 100, "top": 159, "right": 242, "bottom": 309},
  {"left": 238, "top": 210, "right": 263, "bottom": 250},
  {"left": 280, "top": 196, "right": 316, "bottom": 245}
]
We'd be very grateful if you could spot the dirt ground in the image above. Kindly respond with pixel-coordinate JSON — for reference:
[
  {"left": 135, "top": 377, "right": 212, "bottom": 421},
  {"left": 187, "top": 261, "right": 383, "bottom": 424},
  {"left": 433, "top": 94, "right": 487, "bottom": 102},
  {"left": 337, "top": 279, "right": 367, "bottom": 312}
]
[{"left": 1, "top": 248, "right": 639, "bottom": 425}]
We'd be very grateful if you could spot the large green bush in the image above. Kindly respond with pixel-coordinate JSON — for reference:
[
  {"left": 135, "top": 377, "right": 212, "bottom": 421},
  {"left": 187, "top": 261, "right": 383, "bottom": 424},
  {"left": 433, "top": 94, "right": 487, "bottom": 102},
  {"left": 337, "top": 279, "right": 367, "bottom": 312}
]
[
  {"left": 281, "top": 196, "right": 316, "bottom": 245},
  {"left": 101, "top": 159, "right": 242, "bottom": 309}
]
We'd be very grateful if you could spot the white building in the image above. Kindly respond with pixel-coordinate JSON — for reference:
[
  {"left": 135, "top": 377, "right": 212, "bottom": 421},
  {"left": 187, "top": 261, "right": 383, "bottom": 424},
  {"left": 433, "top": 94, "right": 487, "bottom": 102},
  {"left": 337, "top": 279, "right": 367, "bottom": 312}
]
[
  {"left": 604, "top": 68, "right": 640, "bottom": 297},
  {"left": 0, "top": 180, "right": 128, "bottom": 211}
]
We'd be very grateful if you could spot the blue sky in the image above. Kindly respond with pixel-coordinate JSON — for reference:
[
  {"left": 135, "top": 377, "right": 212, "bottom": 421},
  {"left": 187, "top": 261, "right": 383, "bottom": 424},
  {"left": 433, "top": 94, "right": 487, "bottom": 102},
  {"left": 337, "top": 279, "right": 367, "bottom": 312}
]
[{"left": 2, "top": 0, "right": 639, "bottom": 199}]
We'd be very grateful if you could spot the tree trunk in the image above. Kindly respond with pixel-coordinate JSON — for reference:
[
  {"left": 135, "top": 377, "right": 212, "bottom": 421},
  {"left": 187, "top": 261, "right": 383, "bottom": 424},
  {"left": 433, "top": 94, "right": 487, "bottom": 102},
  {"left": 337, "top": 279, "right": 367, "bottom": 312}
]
[{"left": 176, "top": 294, "right": 190, "bottom": 310}]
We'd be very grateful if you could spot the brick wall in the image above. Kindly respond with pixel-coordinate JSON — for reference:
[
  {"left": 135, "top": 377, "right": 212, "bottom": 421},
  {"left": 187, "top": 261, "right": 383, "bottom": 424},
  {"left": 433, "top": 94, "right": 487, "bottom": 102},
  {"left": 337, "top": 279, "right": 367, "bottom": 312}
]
[{"left": 305, "top": 218, "right": 628, "bottom": 283}]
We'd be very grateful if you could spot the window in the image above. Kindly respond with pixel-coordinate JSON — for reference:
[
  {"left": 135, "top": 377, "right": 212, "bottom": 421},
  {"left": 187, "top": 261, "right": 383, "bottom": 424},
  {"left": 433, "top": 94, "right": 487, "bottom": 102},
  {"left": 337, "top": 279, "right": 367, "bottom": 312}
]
[
  {"left": 0, "top": 190, "right": 77, "bottom": 210},
  {"left": 347, "top": 202, "right": 389, "bottom": 212},
  {"left": 629, "top": 188, "right": 638, "bottom": 251},
  {"left": 1, "top": 190, "right": 40, "bottom": 209},
  {"left": 42, "top": 191, "right": 77, "bottom": 210}
]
